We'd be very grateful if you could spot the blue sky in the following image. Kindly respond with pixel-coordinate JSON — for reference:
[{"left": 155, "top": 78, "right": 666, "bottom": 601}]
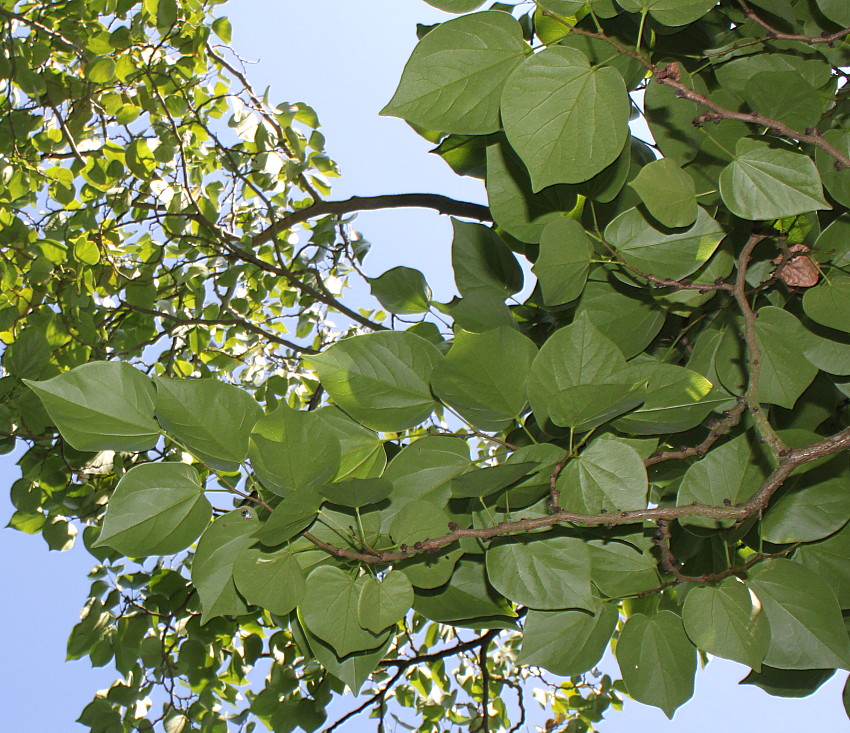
[{"left": 0, "top": 1, "right": 847, "bottom": 730}]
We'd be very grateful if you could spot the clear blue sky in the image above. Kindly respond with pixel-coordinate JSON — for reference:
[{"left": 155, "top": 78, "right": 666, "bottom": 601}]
[{"left": 0, "top": 1, "right": 847, "bottom": 730}]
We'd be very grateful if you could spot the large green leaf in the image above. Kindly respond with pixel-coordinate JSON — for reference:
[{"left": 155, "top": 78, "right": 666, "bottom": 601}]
[
  {"left": 24, "top": 361, "right": 158, "bottom": 451},
  {"left": 682, "top": 578, "right": 771, "bottom": 670},
  {"left": 154, "top": 377, "right": 263, "bottom": 471},
  {"left": 485, "top": 139, "right": 577, "bottom": 243},
  {"left": 233, "top": 546, "right": 306, "bottom": 616},
  {"left": 613, "top": 361, "right": 727, "bottom": 435},
  {"left": 501, "top": 46, "right": 630, "bottom": 190},
  {"left": 744, "top": 71, "right": 821, "bottom": 132},
  {"left": 357, "top": 572, "right": 414, "bottom": 634},
  {"left": 252, "top": 490, "right": 320, "bottom": 546},
  {"left": 816, "top": 0, "right": 850, "bottom": 25},
  {"left": 249, "top": 404, "right": 340, "bottom": 496},
  {"left": 451, "top": 461, "right": 538, "bottom": 499},
  {"left": 629, "top": 158, "right": 698, "bottom": 228},
  {"left": 532, "top": 218, "right": 594, "bottom": 305},
  {"left": 486, "top": 534, "right": 594, "bottom": 610},
  {"left": 616, "top": 611, "right": 697, "bottom": 718},
  {"left": 319, "top": 477, "right": 393, "bottom": 508},
  {"left": 761, "top": 478, "right": 850, "bottom": 544},
  {"left": 413, "top": 558, "right": 518, "bottom": 627},
  {"left": 368, "top": 266, "right": 431, "bottom": 315},
  {"left": 719, "top": 139, "right": 830, "bottom": 221},
  {"left": 96, "top": 463, "right": 210, "bottom": 558},
  {"left": 617, "top": 0, "right": 716, "bottom": 25},
  {"left": 644, "top": 65, "right": 707, "bottom": 165},
  {"left": 300, "top": 567, "right": 388, "bottom": 657},
  {"left": 192, "top": 510, "right": 258, "bottom": 623},
  {"left": 741, "top": 666, "right": 836, "bottom": 699},
  {"left": 747, "top": 559, "right": 850, "bottom": 670},
  {"left": 527, "top": 313, "right": 641, "bottom": 431},
  {"left": 315, "top": 407, "right": 386, "bottom": 481},
  {"left": 795, "top": 523, "right": 850, "bottom": 607},
  {"left": 604, "top": 206, "right": 725, "bottom": 280},
  {"left": 431, "top": 326, "right": 537, "bottom": 430},
  {"left": 803, "top": 279, "right": 850, "bottom": 334},
  {"left": 817, "top": 131, "right": 850, "bottom": 208},
  {"left": 425, "top": 0, "right": 485, "bottom": 13},
  {"left": 451, "top": 218, "right": 523, "bottom": 297},
  {"left": 311, "top": 332, "right": 442, "bottom": 432},
  {"left": 381, "top": 11, "right": 528, "bottom": 134},
  {"left": 557, "top": 437, "right": 648, "bottom": 513},
  {"left": 589, "top": 536, "right": 660, "bottom": 597},
  {"left": 518, "top": 602, "right": 618, "bottom": 676}
]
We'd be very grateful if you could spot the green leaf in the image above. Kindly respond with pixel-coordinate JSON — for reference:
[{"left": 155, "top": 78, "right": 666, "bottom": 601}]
[
  {"left": 85, "top": 56, "right": 116, "bottom": 83},
  {"left": 795, "top": 522, "right": 850, "bottom": 607},
  {"left": 615, "top": 360, "right": 728, "bottom": 435},
  {"left": 368, "top": 266, "right": 432, "bottom": 315},
  {"left": 816, "top": 0, "right": 850, "bottom": 25},
  {"left": 501, "top": 46, "right": 630, "bottom": 190},
  {"left": 616, "top": 611, "right": 697, "bottom": 718},
  {"left": 744, "top": 71, "right": 821, "bottom": 132},
  {"left": 527, "top": 313, "right": 641, "bottom": 431},
  {"left": 301, "top": 567, "right": 388, "bottom": 657},
  {"left": 96, "top": 463, "right": 210, "bottom": 558},
  {"left": 617, "top": 0, "right": 717, "bottom": 25},
  {"left": 518, "top": 602, "right": 618, "bottom": 676},
  {"left": 431, "top": 326, "right": 537, "bottom": 430},
  {"left": 741, "top": 666, "right": 836, "bottom": 698},
  {"left": 451, "top": 219, "right": 523, "bottom": 297},
  {"left": 413, "top": 558, "right": 517, "bottom": 627},
  {"left": 253, "top": 490, "right": 320, "bottom": 546},
  {"left": 557, "top": 437, "right": 648, "bottom": 513},
  {"left": 381, "top": 436, "right": 470, "bottom": 522},
  {"left": 645, "top": 65, "right": 707, "bottom": 165},
  {"left": 532, "top": 218, "right": 594, "bottom": 305},
  {"left": 485, "top": 138, "right": 577, "bottom": 244},
  {"left": 357, "top": 572, "right": 414, "bottom": 633},
  {"left": 24, "top": 361, "right": 159, "bottom": 452},
  {"left": 211, "top": 16, "right": 232, "bottom": 43},
  {"left": 677, "top": 433, "right": 769, "bottom": 529},
  {"left": 451, "top": 461, "right": 538, "bottom": 499},
  {"left": 747, "top": 559, "right": 850, "bottom": 670},
  {"left": 424, "top": 0, "right": 485, "bottom": 10},
  {"left": 719, "top": 139, "right": 830, "bottom": 221},
  {"left": 486, "top": 534, "right": 594, "bottom": 610},
  {"left": 389, "top": 499, "right": 454, "bottom": 545},
  {"left": 752, "top": 307, "right": 819, "bottom": 408},
  {"left": 629, "top": 158, "right": 698, "bottom": 228},
  {"left": 249, "top": 404, "right": 340, "bottom": 496},
  {"left": 761, "top": 478, "right": 850, "bottom": 544},
  {"left": 315, "top": 407, "right": 386, "bottom": 481},
  {"left": 803, "top": 279, "right": 850, "bottom": 334},
  {"left": 319, "top": 477, "right": 393, "bottom": 508},
  {"left": 589, "top": 536, "right": 660, "bottom": 597},
  {"left": 233, "top": 546, "right": 306, "bottom": 615},
  {"left": 310, "top": 331, "right": 442, "bottom": 432},
  {"left": 682, "top": 578, "right": 771, "bottom": 670},
  {"left": 381, "top": 11, "right": 528, "bottom": 134},
  {"left": 604, "top": 206, "right": 725, "bottom": 280},
  {"left": 154, "top": 377, "right": 263, "bottom": 471},
  {"left": 192, "top": 510, "right": 258, "bottom": 623}
]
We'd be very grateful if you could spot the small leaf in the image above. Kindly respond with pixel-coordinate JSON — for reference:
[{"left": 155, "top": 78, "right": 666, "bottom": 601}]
[
  {"left": 368, "top": 267, "right": 431, "bottom": 315},
  {"left": 803, "top": 279, "right": 850, "bottom": 334},
  {"left": 319, "top": 478, "right": 393, "bottom": 508},
  {"left": 301, "top": 567, "right": 389, "bottom": 657},
  {"left": 629, "top": 158, "right": 698, "bottom": 228},
  {"left": 233, "top": 546, "right": 306, "bottom": 615},
  {"left": 501, "top": 46, "right": 630, "bottom": 189},
  {"left": 253, "top": 490, "right": 320, "bottom": 546},
  {"left": 532, "top": 218, "right": 594, "bottom": 305},
  {"left": 24, "top": 362, "right": 159, "bottom": 452},
  {"left": 451, "top": 219, "right": 523, "bottom": 297},
  {"left": 192, "top": 510, "right": 259, "bottom": 623},
  {"left": 616, "top": 611, "right": 697, "bottom": 718},
  {"left": 96, "top": 463, "right": 210, "bottom": 558},
  {"left": 682, "top": 579, "right": 771, "bottom": 671},
  {"left": 761, "top": 478, "right": 850, "bottom": 544},
  {"left": 451, "top": 462, "right": 538, "bottom": 499},
  {"left": 357, "top": 572, "right": 414, "bottom": 634},
  {"left": 719, "top": 139, "right": 830, "bottom": 221}
]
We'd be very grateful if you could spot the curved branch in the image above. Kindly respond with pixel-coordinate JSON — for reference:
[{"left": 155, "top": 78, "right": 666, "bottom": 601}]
[{"left": 252, "top": 193, "right": 493, "bottom": 246}]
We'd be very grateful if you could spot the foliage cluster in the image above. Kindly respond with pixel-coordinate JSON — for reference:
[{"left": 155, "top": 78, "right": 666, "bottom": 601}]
[{"left": 5, "top": 0, "right": 850, "bottom": 731}]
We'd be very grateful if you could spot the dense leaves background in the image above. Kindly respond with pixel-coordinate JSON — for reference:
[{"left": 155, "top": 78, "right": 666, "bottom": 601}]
[{"left": 4, "top": 0, "right": 850, "bottom": 731}]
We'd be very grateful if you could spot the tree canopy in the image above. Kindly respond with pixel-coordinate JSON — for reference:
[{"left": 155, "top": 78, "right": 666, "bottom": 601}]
[{"left": 4, "top": 0, "right": 850, "bottom": 731}]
